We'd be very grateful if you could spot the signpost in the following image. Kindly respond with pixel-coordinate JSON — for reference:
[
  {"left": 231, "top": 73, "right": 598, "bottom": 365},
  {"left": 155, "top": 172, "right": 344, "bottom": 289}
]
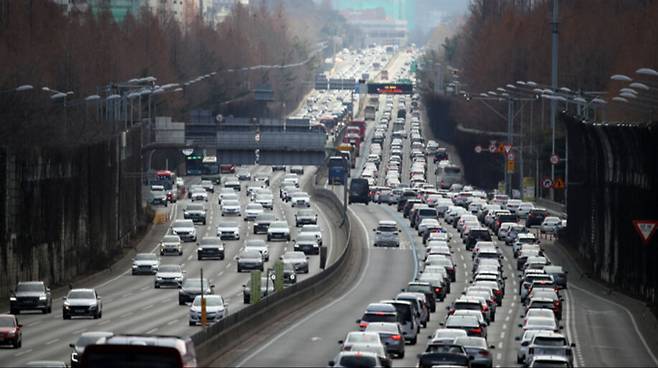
[
  {"left": 632, "top": 220, "right": 658, "bottom": 245},
  {"left": 488, "top": 144, "right": 496, "bottom": 153},
  {"left": 474, "top": 145, "right": 482, "bottom": 154},
  {"left": 506, "top": 158, "right": 515, "bottom": 173},
  {"left": 553, "top": 177, "right": 565, "bottom": 189}
]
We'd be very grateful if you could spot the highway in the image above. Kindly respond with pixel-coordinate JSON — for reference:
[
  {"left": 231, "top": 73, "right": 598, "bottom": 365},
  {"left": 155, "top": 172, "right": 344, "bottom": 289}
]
[
  {"left": 0, "top": 165, "right": 336, "bottom": 366},
  {"left": 229, "top": 48, "right": 658, "bottom": 368}
]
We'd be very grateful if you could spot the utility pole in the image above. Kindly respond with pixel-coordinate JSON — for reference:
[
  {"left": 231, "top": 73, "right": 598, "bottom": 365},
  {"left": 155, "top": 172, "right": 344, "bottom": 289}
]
[
  {"left": 549, "top": 0, "right": 559, "bottom": 201},
  {"left": 506, "top": 98, "right": 513, "bottom": 196}
]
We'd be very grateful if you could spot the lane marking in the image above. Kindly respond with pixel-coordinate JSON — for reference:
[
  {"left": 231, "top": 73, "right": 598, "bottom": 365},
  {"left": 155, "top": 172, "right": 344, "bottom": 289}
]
[
  {"left": 97, "top": 319, "right": 112, "bottom": 326},
  {"left": 45, "top": 338, "right": 60, "bottom": 345},
  {"left": 14, "top": 348, "right": 33, "bottom": 357},
  {"left": 167, "top": 319, "right": 179, "bottom": 326},
  {"left": 146, "top": 327, "right": 159, "bottom": 334},
  {"left": 235, "top": 205, "right": 372, "bottom": 367}
]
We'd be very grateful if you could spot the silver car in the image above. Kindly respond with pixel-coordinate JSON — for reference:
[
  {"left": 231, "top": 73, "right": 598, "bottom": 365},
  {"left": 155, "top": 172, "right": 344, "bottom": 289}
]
[
  {"left": 131, "top": 253, "right": 159, "bottom": 275},
  {"left": 280, "top": 251, "right": 309, "bottom": 273},
  {"left": 373, "top": 221, "right": 400, "bottom": 247},
  {"left": 189, "top": 295, "right": 228, "bottom": 326},
  {"left": 171, "top": 219, "right": 197, "bottom": 242},
  {"left": 216, "top": 221, "right": 240, "bottom": 240},
  {"left": 63, "top": 288, "right": 102, "bottom": 320},
  {"left": 154, "top": 264, "right": 185, "bottom": 288},
  {"left": 159, "top": 235, "right": 182, "bottom": 256},
  {"left": 454, "top": 336, "right": 493, "bottom": 368}
]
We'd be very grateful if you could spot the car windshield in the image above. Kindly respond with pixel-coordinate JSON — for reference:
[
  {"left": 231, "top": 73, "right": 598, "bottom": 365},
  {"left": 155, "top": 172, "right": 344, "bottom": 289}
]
[
  {"left": 173, "top": 220, "right": 192, "bottom": 227},
  {"left": 534, "top": 336, "right": 568, "bottom": 346},
  {"left": 158, "top": 265, "right": 180, "bottom": 273},
  {"left": 362, "top": 313, "right": 397, "bottom": 323},
  {"left": 302, "top": 225, "right": 321, "bottom": 232},
  {"left": 200, "top": 238, "right": 221, "bottom": 246},
  {"left": 223, "top": 200, "right": 240, "bottom": 206},
  {"left": 246, "top": 204, "right": 262, "bottom": 210},
  {"left": 135, "top": 254, "right": 157, "bottom": 261},
  {"left": 245, "top": 240, "right": 266, "bottom": 248},
  {"left": 377, "top": 224, "right": 397, "bottom": 232},
  {"left": 297, "top": 234, "right": 317, "bottom": 242},
  {"left": 256, "top": 194, "right": 273, "bottom": 200},
  {"left": 0, "top": 317, "right": 15, "bottom": 327},
  {"left": 68, "top": 290, "right": 95, "bottom": 299},
  {"left": 193, "top": 295, "right": 222, "bottom": 307},
  {"left": 186, "top": 204, "right": 204, "bottom": 211},
  {"left": 162, "top": 236, "right": 179, "bottom": 243},
  {"left": 270, "top": 222, "right": 288, "bottom": 229},
  {"left": 527, "top": 318, "right": 555, "bottom": 328},
  {"left": 16, "top": 283, "right": 44, "bottom": 292},
  {"left": 182, "top": 279, "right": 209, "bottom": 289}
]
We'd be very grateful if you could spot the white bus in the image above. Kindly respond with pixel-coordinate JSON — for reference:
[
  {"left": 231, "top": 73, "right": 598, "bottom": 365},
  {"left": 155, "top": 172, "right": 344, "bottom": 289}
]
[{"left": 436, "top": 164, "right": 463, "bottom": 189}]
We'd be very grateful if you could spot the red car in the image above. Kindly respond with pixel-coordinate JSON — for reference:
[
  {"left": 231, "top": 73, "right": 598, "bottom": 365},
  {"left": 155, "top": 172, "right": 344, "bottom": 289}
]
[
  {"left": 220, "top": 164, "right": 235, "bottom": 174},
  {"left": 0, "top": 314, "right": 22, "bottom": 348}
]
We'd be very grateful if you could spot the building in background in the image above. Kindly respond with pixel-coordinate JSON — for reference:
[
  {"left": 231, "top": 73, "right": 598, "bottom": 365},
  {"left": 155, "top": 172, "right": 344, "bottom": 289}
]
[{"left": 339, "top": 7, "right": 407, "bottom": 47}]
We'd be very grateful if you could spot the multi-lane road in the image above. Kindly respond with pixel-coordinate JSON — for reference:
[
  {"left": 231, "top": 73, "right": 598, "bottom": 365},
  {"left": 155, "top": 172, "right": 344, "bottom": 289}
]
[{"left": 0, "top": 165, "right": 338, "bottom": 366}]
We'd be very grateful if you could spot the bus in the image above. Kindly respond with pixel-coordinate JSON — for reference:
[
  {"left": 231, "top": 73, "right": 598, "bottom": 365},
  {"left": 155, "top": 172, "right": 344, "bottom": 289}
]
[
  {"left": 153, "top": 170, "right": 177, "bottom": 190},
  {"left": 185, "top": 153, "right": 203, "bottom": 175},
  {"left": 201, "top": 156, "right": 219, "bottom": 175},
  {"left": 328, "top": 156, "right": 349, "bottom": 185},
  {"left": 436, "top": 164, "right": 463, "bottom": 189},
  {"left": 364, "top": 105, "right": 376, "bottom": 120}
]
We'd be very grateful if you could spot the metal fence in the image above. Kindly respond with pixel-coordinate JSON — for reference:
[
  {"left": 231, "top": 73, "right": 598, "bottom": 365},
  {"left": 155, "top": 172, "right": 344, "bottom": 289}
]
[{"left": 563, "top": 114, "right": 658, "bottom": 304}]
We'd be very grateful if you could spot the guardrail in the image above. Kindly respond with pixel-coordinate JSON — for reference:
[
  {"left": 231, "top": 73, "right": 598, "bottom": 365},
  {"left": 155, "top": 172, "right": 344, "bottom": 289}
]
[{"left": 192, "top": 187, "right": 353, "bottom": 365}]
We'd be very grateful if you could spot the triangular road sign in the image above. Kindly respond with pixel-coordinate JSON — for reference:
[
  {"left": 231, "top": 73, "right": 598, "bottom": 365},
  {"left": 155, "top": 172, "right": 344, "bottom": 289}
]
[
  {"left": 553, "top": 178, "right": 565, "bottom": 189},
  {"left": 504, "top": 144, "right": 512, "bottom": 153},
  {"left": 633, "top": 220, "right": 658, "bottom": 244}
]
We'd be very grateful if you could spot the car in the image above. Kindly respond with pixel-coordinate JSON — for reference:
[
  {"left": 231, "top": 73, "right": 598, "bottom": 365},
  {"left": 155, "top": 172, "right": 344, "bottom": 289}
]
[
  {"left": 154, "top": 264, "right": 185, "bottom": 288},
  {"left": 417, "top": 347, "right": 471, "bottom": 368},
  {"left": 237, "top": 169, "right": 252, "bottom": 181},
  {"left": 178, "top": 278, "right": 214, "bottom": 305},
  {"left": 444, "top": 314, "right": 484, "bottom": 338},
  {"left": 517, "top": 202, "right": 535, "bottom": 218},
  {"left": 244, "top": 239, "right": 270, "bottom": 261},
  {"left": 9, "top": 281, "right": 52, "bottom": 314},
  {"left": 189, "top": 189, "right": 208, "bottom": 202},
  {"left": 338, "top": 331, "right": 383, "bottom": 351},
  {"left": 404, "top": 281, "right": 437, "bottom": 313},
  {"left": 290, "top": 166, "right": 304, "bottom": 174},
  {"left": 254, "top": 193, "right": 274, "bottom": 209},
  {"left": 244, "top": 203, "right": 265, "bottom": 221},
  {"left": 272, "top": 164, "right": 286, "bottom": 171},
  {"left": 528, "top": 355, "right": 572, "bottom": 368},
  {"left": 80, "top": 334, "right": 198, "bottom": 367},
  {"left": 520, "top": 316, "right": 559, "bottom": 332},
  {"left": 149, "top": 185, "right": 168, "bottom": 206},
  {"left": 197, "top": 237, "right": 225, "bottom": 260},
  {"left": 453, "top": 336, "right": 493, "bottom": 368},
  {"left": 280, "top": 251, "right": 309, "bottom": 273},
  {"left": 63, "top": 288, "right": 102, "bottom": 319},
  {"left": 428, "top": 328, "right": 468, "bottom": 345},
  {"left": 236, "top": 248, "right": 264, "bottom": 272},
  {"left": 24, "top": 361, "right": 68, "bottom": 367},
  {"left": 295, "top": 209, "right": 317, "bottom": 227},
  {"left": 526, "top": 208, "right": 550, "bottom": 228},
  {"left": 349, "top": 178, "right": 370, "bottom": 205},
  {"left": 357, "top": 303, "right": 398, "bottom": 331},
  {"left": 293, "top": 233, "right": 320, "bottom": 255},
  {"left": 298, "top": 224, "right": 323, "bottom": 245},
  {"left": 254, "top": 174, "right": 270, "bottom": 186},
  {"left": 348, "top": 343, "right": 392, "bottom": 368},
  {"left": 254, "top": 213, "right": 276, "bottom": 234},
  {"left": 216, "top": 221, "right": 240, "bottom": 240},
  {"left": 364, "top": 322, "right": 405, "bottom": 358},
  {"left": 218, "top": 188, "right": 239, "bottom": 203},
  {"left": 290, "top": 192, "right": 311, "bottom": 208},
  {"left": 373, "top": 220, "right": 400, "bottom": 247},
  {"left": 159, "top": 234, "right": 183, "bottom": 256},
  {"left": 183, "top": 203, "right": 207, "bottom": 224},
  {"left": 69, "top": 331, "right": 114, "bottom": 367},
  {"left": 171, "top": 219, "right": 197, "bottom": 242},
  {"left": 543, "top": 265, "right": 568, "bottom": 289},
  {"left": 221, "top": 199, "right": 242, "bottom": 216},
  {"left": 189, "top": 295, "right": 228, "bottom": 326},
  {"left": 242, "top": 277, "right": 276, "bottom": 304},
  {"left": 541, "top": 216, "right": 562, "bottom": 234},
  {"left": 131, "top": 253, "right": 159, "bottom": 275},
  {"left": 328, "top": 351, "right": 387, "bottom": 368},
  {"left": 220, "top": 163, "right": 235, "bottom": 173},
  {"left": 200, "top": 179, "right": 214, "bottom": 193},
  {"left": 0, "top": 314, "right": 22, "bottom": 348},
  {"left": 223, "top": 177, "right": 241, "bottom": 191},
  {"left": 267, "top": 221, "right": 291, "bottom": 241}
]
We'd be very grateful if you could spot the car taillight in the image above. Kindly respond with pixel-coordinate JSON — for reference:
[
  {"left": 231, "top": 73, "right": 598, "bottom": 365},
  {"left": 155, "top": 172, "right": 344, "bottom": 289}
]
[
  {"left": 482, "top": 305, "right": 489, "bottom": 312},
  {"left": 469, "top": 328, "right": 481, "bottom": 335},
  {"left": 494, "top": 289, "right": 502, "bottom": 295},
  {"left": 359, "top": 322, "right": 368, "bottom": 328},
  {"left": 435, "top": 287, "right": 442, "bottom": 293},
  {"left": 479, "top": 350, "right": 491, "bottom": 356},
  {"left": 391, "top": 334, "right": 402, "bottom": 341}
]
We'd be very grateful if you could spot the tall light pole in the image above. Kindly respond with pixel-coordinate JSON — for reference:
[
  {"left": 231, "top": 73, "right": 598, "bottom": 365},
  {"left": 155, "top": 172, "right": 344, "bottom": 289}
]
[{"left": 549, "top": 0, "right": 559, "bottom": 201}]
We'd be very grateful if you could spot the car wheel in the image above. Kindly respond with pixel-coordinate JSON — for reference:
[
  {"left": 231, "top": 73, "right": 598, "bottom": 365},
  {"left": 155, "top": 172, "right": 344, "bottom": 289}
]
[
  {"left": 517, "top": 356, "right": 523, "bottom": 364},
  {"left": 63, "top": 314, "right": 70, "bottom": 320},
  {"left": 260, "top": 266, "right": 264, "bottom": 272},
  {"left": 155, "top": 283, "right": 160, "bottom": 288},
  {"left": 10, "top": 308, "right": 18, "bottom": 315},
  {"left": 179, "top": 299, "right": 185, "bottom": 306},
  {"left": 189, "top": 321, "right": 195, "bottom": 326},
  {"left": 237, "top": 266, "right": 242, "bottom": 273},
  {"left": 410, "top": 337, "right": 417, "bottom": 345},
  {"left": 287, "top": 235, "right": 291, "bottom": 241},
  {"left": 179, "top": 251, "right": 183, "bottom": 256},
  {"left": 12, "top": 338, "right": 20, "bottom": 349},
  {"left": 267, "top": 236, "right": 271, "bottom": 241},
  {"left": 244, "top": 296, "right": 250, "bottom": 304},
  {"left": 398, "top": 351, "right": 404, "bottom": 359}
]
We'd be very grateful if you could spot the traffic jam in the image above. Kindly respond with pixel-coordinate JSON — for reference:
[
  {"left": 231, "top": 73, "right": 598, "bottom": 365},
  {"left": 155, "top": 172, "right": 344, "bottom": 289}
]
[{"left": 328, "top": 68, "right": 572, "bottom": 368}]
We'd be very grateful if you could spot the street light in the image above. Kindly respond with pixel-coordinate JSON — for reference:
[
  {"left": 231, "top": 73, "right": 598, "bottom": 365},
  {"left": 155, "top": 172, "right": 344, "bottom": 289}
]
[
  {"left": 611, "top": 74, "right": 632, "bottom": 82},
  {"left": 636, "top": 68, "right": 658, "bottom": 77},
  {"left": 16, "top": 85, "right": 33, "bottom": 92}
]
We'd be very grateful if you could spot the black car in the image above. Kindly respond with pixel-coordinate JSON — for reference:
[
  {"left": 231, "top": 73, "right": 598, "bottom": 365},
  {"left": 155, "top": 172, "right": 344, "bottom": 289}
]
[
  {"left": 272, "top": 165, "right": 286, "bottom": 171},
  {"left": 397, "top": 191, "right": 418, "bottom": 212},
  {"left": 417, "top": 352, "right": 471, "bottom": 368},
  {"left": 178, "top": 278, "right": 214, "bottom": 305},
  {"left": 197, "top": 237, "right": 225, "bottom": 260},
  {"left": 526, "top": 208, "right": 549, "bottom": 228},
  {"left": 243, "top": 277, "right": 276, "bottom": 304},
  {"left": 405, "top": 281, "right": 437, "bottom": 313},
  {"left": 348, "top": 178, "right": 370, "bottom": 205},
  {"left": 433, "top": 148, "right": 449, "bottom": 162},
  {"left": 10, "top": 281, "right": 52, "bottom": 314},
  {"left": 253, "top": 213, "right": 276, "bottom": 234},
  {"left": 543, "top": 265, "right": 568, "bottom": 289},
  {"left": 465, "top": 229, "right": 492, "bottom": 250}
]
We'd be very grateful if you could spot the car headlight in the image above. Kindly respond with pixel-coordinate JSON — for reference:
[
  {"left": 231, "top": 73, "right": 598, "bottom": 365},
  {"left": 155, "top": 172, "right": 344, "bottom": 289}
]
[
  {"left": 132, "top": 264, "right": 138, "bottom": 269},
  {"left": 39, "top": 295, "right": 47, "bottom": 301},
  {"left": 6, "top": 331, "right": 15, "bottom": 337},
  {"left": 197, "top": 247, "right": 203, "bottom": 252},
  {"left": 156, "top": 276, "right": 163, "bottom": 280},
  {"left": 9, "top": 297, "right": 16, "bottom": 301}
]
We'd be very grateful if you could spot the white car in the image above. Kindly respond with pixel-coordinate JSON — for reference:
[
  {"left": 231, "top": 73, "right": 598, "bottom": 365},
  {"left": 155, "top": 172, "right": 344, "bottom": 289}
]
[
  {"left": 267, "top": 221, "right": 291, "bottom": 241},
  {"left": 154, "top": 264, "right": 185, "bottom": 288},
  {"left": 190, "top": 190, "right": 208, "bottom": 202},
  {"left": 216, "top": 221, "right": 240, "bottom": 240},
  {"left": 159, "top": 235, "right": 183, "bottom": 256},
  {"left": 299, "top": 224, "right": 323, "bottom": 245},
  {"left": 290, "top": 192, "right": 311, "bottom": 208},
  {"left": 189, "top": 295, "right": 227, "bottom": 326},
  {"left": 255, "top": 193, "right": 274, "bottom": 209},
  {"left": 221, "top": 200, "right": 242, "bottom": 216},
  {"left": 541, "top": 216, "right": 562, "bottom": 234},
  {"left": 517, "top": 202, "right": 535, "bottom": 218},
  {"left": 506, "top": 199, "right": 522, "bottom": 213},
  {"left": 171, "top": 219, "right": 197, "bottom": 242},
  {"left": 132, "top": 253, "right": 160, "bottom": 275},
  {"left": 244, "top": 203, "right": 264, "bottom": 221}
]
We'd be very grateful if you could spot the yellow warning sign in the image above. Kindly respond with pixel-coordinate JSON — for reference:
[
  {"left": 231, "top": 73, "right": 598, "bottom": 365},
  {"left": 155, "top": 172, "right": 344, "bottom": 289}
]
[
  {"left": 506, "top": 159, "right": 515, "bottom": 173},
  {"left": 553, "top": 177, "right": 565, "bottom": 189},
  {"left": 498, "top": 143, "right": 506, "bottom": 154}
]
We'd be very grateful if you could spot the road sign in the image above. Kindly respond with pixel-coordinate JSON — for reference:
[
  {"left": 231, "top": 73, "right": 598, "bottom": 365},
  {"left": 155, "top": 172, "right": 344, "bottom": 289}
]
[
  {"left": 488, "top": 144, "right": 496, "bottom": 153},
  {"left": 504, "top": 144, "right": 512, "bottom": 153},
  {"left": 632, "top": 220, "right": 658, "bottom": 244},
  {"left": 507, "top": 152, "right": 515, "bottom": 161},
  {"left": 255, "top": 133, "right": 261, "bottom": 142},
  {"left": 506, "top": 159, "right": 515, "bottom": 173},
  {"left": 542, "top": 177, "right": 553, "bottom": 189},
  {"left": 181, "top": 148, "right": 194, "bottom": 156},
  {"left": 553, "top": 177, "right": 565, "bottom": 189},
  {"left": 497, "top": 143, "right": 506, "bottom": 153},
  {"left": 474, "top": 145, "right": 482, "bottom": 154},
  {"left": 550, "top": 154, "right": 560, "bottom": 165}
]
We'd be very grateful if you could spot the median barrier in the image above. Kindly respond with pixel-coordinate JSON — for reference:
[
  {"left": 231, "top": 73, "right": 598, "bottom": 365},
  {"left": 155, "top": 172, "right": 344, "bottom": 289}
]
[{"left": 192, "top": 185, "right": 359, "bottom": 365}]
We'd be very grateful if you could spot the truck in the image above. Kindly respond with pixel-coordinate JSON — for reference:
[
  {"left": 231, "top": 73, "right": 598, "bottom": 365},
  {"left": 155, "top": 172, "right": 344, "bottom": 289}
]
[
  {"left": 328, "top": 156, "right": 349, "bottom": 185},
  {"left": 349, "top": 120, "right": 366, "bottom": 140},
  {"left": 336, "top": 143, "right": 356, "bottom": 168},
  {"left": 343, "top": 133, "right": 362, "bottom": 150}
]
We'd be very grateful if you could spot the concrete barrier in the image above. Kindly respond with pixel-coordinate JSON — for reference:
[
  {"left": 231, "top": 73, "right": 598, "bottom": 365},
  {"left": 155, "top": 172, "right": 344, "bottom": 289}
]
[{"left": 192, "top": 187, "right": 355, "bottom": 365}]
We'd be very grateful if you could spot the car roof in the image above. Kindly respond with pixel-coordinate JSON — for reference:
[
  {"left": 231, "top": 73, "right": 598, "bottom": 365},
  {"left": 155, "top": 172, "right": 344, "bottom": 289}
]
[{"left": 377, "top": 220, "right": 397, "bottom": 226}]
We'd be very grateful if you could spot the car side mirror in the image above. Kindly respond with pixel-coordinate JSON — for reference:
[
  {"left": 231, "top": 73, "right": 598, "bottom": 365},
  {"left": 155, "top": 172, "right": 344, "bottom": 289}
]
[
  {"left": 211, "top": 284, "right": 216, "bottom": 288},
  {"left": 439, "top": 322, "right": 444, "bottom": 326},
  {"left": 234, "top": 256, "right": 239, "bottom": 261},
  {"left": 355, "top": 319, "right": 361, "bottom": 324},
  {"left": 559, "top": 325, "right": 564, "bottom": 330},
  {"left": 62, "top": 296, "right": 67, "bottom": 301},
  {"left": 571, "top": 343, "right": 576, "bottom": 347},
  {"left": 515, "top": 336, "right": 521, "bottom": 341},
  {"left": 177, "top": 285, "right": 182, "bottom": 289},
  {"left": 17, "top": 324, "right": 22, "bottom": 328},
  {"left": 46, "top": 288, "right": 51, "bottom": 292},
  {"left": 489, "top": 345, "right": 495, "bottom": 349},
  {"left": 518, "top": 323, "right": 523, "bottom": 328},
  {"left": 182, "top": 270, "right": 187, "bottom": 273}
]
